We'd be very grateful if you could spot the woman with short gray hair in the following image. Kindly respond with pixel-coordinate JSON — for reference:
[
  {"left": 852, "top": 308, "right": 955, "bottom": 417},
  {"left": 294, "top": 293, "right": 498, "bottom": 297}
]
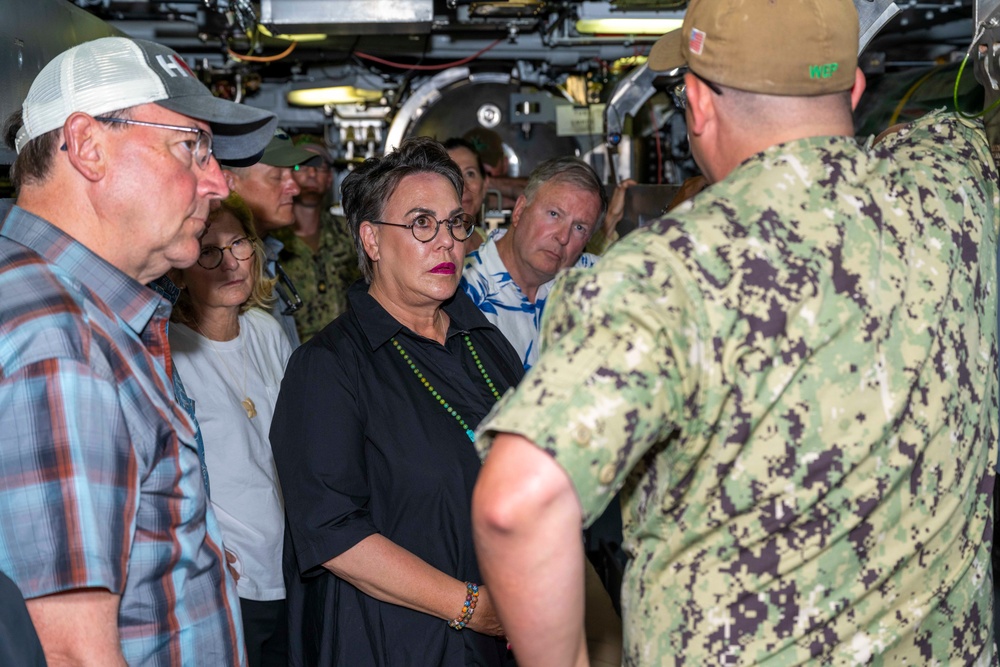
[{"left": 271, "top": 137, "right": 521, "bottom": 666}]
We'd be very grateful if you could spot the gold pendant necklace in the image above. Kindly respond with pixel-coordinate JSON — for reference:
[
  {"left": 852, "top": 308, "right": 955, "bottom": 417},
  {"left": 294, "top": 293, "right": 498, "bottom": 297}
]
[
  {"left": 194, "top": 319, "right": 257, "bottom": 419},
  {"left": 241, "top": 397, "right": 258, "bottom": 419}
]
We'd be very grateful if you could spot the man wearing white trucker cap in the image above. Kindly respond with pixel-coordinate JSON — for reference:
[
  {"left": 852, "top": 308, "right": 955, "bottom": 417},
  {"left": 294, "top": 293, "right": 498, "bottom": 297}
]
[
  {"left": 0, "top": 36, "right": 276, "bottom": 665},
  {"left": 472, "top": 0, "right": 998, "bottom": 664}
]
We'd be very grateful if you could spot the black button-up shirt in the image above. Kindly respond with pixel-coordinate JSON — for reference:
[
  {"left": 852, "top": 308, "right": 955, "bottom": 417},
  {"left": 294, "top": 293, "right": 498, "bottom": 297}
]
[{"left": 271, "top": 280, "right": 522, "bottom": 666}]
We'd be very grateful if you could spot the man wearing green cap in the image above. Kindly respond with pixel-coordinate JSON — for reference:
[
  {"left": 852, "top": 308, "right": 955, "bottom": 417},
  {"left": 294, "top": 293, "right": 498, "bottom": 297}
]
[
  {"left": 225, "top": 129, "right": 315, "bottom": 346},
  {"left": 272, "top": 140, "right": 360, "bottom": 342},
  {"left": 471, "top": 0, "right": 998, "bottom": 665}
]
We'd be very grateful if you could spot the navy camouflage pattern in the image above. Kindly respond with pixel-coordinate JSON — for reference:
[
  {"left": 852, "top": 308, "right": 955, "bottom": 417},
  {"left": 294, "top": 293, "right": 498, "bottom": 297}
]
[
  {"left": 274, "top": 209, "right": 360, "bottom": 343},
  {"left": 478, "top": 110, "right": 999, "bottom": 665}
]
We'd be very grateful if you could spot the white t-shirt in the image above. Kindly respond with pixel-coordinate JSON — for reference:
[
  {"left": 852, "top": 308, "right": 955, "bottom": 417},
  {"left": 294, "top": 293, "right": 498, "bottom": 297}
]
[{"left": 170, "top": 307, "right": 293, "bottom": 601}]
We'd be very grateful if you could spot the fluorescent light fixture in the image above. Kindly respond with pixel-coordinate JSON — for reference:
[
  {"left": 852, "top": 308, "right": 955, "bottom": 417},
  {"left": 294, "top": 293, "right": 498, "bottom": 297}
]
[
  {"left": 258, "top": 24, "right": 328, "bottom": 42},
  {"left": 575, "top": 17, "right": 682, "bottom": 35},
  {"left": 288, "top": 86, "right": 384, "bottom": 106}
]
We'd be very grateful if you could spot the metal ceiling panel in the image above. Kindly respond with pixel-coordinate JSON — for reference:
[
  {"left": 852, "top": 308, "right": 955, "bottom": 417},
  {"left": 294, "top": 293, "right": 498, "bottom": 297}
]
[
  {"left": 260, "top": 0, "right": 434, "bottom": 35},
  {"left": 977, "top": 0, "right": 1000, "bottom": 26},
  {"left": 610, "top": 0, "right": 686, "bottom": 8},
  {"left": 857, "top": 0, "right": 902, "bottom": 53}
]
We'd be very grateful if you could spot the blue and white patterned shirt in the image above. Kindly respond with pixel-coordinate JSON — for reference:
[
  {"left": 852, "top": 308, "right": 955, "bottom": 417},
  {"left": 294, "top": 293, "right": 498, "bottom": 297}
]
[
  {"left": 461, "top": 228, "right": 598, "bottom": 370},
  {"left": 0, "top": 201, "right": 245, "bottom": 666}
]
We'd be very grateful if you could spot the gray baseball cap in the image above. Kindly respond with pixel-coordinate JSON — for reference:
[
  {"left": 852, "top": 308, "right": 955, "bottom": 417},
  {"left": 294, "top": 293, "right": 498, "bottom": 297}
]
[{"left": 16, "top": 36, "right": 277, "bottom": 162}]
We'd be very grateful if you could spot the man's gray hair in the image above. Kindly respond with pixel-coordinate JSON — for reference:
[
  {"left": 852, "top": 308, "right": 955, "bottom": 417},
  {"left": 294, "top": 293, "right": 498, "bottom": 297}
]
[{"left": 522, "top": 156, "right": 608, "bottom": 223}]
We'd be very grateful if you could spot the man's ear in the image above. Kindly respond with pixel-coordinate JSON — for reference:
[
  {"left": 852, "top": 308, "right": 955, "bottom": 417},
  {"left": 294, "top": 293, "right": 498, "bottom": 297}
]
[
  {"left": 62, "top": 113, "right": 105, "bottom": 183},
  {"left": 850, "top": 67, "right": 867, "bottom": 111},
  {"left": 223, "top": 170, "right": 238, "bottom": 192},
  {"left": 684, "top": 72, "right": 716, "bottom": 138},
  {"left": 510, "top": 195, "right": 527, "bottom": 229},
  {"left": 359, "top": 221, "right": 380, "bottom": 262}
]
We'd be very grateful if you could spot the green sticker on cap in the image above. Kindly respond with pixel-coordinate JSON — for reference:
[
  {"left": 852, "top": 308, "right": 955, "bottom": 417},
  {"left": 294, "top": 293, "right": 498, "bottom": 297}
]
[{"left": 809, "top": 62, "right": 839, "bottom": 79}]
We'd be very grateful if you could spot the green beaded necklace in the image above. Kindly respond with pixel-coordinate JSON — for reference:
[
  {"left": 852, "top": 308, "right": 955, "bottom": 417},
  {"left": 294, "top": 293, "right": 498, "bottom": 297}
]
[{"left": 390, "top": 335, "right": 503, "bottom": 442}]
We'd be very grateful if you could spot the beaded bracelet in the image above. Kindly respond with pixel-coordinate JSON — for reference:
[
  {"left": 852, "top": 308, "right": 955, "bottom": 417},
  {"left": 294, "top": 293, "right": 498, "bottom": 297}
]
[{"left": 448, "top": 582, "right": 480, "bottom": 630}]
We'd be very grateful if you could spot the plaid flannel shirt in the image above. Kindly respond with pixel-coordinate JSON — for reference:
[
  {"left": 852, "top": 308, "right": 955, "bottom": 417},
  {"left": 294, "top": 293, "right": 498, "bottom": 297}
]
[{"left": 0, "top": 201, "right": 244, "bottom": 666}]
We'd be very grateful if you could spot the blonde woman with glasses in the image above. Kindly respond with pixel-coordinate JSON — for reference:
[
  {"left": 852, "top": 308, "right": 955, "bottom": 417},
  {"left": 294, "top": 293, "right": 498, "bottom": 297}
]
[{"left": 169, "top": 192, "right": 293, "bottom": 667}]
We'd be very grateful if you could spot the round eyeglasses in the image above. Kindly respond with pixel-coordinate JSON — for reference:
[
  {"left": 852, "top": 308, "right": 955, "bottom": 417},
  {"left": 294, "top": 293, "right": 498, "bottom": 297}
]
[
  {"left": 197, "top": 236, "right": 254, "bottom": 269},
  {"left": 370, "top": 213, "right": 476, "bottom": 243}
]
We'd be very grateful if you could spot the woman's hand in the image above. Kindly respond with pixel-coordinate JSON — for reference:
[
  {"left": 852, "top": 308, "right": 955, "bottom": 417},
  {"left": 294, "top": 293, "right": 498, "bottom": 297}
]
[
  {"left": 605, "top": 178, "right": 637, "bottom": 234},
  {"left": 225, "top": 549, "right": 240, "bottom": 582},
  {"left": 465, "top": 585, "right": 505, "bottom": 637},
  {"left": 588, "top": 179, "right": 637, "bottom": 255}
]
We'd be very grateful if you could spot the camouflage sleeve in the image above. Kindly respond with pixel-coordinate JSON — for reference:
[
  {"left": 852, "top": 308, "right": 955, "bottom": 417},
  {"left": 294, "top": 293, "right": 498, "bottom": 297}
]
[
  {"left": 477, "top": 230, "right": 701, "bottom": 526},
  {"left": 329, "top": 216, "right": 362, "bottom": 285}
]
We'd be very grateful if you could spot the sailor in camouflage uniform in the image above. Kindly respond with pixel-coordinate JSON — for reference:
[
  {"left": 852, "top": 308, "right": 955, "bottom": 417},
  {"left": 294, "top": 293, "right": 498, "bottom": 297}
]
[
  {"left": 273, "top": 141, "right": 361, "bottom": 342},
  {"left": 471, "top": 0, "right": 1000, "bottom": 665},
  {"left": 274, "top": 211, "right": 358, "bottom": 342}
]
